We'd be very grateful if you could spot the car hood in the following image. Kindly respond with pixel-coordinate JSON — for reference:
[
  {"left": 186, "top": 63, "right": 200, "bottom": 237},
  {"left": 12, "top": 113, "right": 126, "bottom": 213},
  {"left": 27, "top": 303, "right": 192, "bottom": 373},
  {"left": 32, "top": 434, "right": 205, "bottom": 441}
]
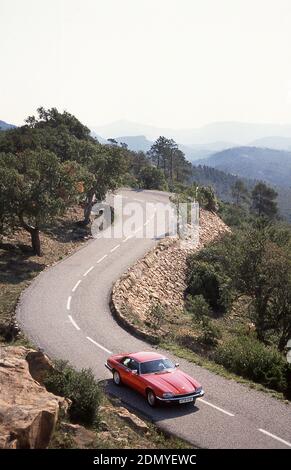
[{"left": 144, "top": 369, "right": 201, "bottom": 395}]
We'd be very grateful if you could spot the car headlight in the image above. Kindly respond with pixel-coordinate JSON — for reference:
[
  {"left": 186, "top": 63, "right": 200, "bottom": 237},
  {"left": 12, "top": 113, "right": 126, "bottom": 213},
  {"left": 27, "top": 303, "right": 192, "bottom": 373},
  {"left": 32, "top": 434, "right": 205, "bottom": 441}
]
[
  {"left": 195, "top": 386, "right": 202, "bottom": 393},
  {"left": 163, "top": 392, "right": 175, "bottom": 398}
]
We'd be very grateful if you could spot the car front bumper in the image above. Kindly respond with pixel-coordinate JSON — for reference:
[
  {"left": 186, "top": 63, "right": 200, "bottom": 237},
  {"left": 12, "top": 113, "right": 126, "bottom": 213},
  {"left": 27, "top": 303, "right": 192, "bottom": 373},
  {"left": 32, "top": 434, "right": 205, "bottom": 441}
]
[{"left": 156, "top": 389, "right": 205, "bottom": 403}]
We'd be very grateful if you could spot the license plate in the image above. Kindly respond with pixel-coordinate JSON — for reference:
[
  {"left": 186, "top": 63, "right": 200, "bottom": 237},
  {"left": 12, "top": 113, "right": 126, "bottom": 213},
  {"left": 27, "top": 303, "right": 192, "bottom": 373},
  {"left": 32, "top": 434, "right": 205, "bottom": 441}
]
[{"left": 179, "top": 397, "right": 194, "bottom": 404}]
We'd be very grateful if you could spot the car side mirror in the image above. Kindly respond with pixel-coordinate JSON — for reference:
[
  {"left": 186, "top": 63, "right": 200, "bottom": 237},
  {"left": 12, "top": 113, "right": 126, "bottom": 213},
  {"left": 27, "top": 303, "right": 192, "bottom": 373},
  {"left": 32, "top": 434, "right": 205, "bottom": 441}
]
[
  {"left": 131, "top": 369, "right": 138, "bottom": 375},
  {"left": 175, "top": 363, "right": 179, "bottom": 368}
]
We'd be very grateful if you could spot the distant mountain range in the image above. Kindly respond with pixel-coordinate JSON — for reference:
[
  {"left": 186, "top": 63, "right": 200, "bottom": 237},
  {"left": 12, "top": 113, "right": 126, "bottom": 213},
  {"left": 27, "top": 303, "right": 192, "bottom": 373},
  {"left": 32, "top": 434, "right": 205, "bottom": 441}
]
[
  {"left": 92, "top": 120, "right": 291, "bottom": 164},
  {"left": 197, "top": 146, "right": 291, "bottom": 188},
  {"left": 249, "top": 136, "right": 291, "bottom": 150},
  {"left": 0, "top": 119, "right": 16, "bottom": 131},
  {"left": 92, "top": 119, "right": 291, "bottom": 147},
  {"left": 91, "top": 133, "right": 237, "bottom": 161}
]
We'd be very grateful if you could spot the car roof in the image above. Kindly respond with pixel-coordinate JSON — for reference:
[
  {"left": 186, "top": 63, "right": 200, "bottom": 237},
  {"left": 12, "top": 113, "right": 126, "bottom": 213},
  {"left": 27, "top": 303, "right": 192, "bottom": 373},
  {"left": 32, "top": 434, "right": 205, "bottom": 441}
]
[{"left": 128, "top": 351, "right": 165, "bottom": 362}]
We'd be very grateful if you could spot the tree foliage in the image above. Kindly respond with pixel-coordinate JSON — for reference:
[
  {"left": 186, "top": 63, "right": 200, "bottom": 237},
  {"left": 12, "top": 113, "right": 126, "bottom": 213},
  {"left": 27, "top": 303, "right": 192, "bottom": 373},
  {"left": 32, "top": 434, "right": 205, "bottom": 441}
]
[
  {"left": 148, "top": 136, "right": 191, "bottom": 188},
  {"left": 251, "top": 182, "right": 278, "bottom": 219},
  {"left": 0, "top": 150, "right": 87, "bottom": 255},
  {"left": 187, "top": 221, "right": 291, "bottom": 351}
]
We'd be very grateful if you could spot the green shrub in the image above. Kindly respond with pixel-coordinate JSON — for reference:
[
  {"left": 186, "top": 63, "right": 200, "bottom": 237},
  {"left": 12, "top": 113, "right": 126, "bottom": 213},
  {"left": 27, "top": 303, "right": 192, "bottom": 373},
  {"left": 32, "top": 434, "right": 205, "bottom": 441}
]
[
  {"left": 147, "top": 303, "right": 166, "bottom": 332},
  {"left": 214, "top": 336, "right": 287, "bottom": 393},
  {"left": 186, "top": 260, "right": 232, "bottom": 312},
  {"left": 44, "top": 361, "right": 101, "bottom": 426},
  {"left": 186, "top": 294, "right": 211, "bottom": 318},
  {"left": 200, "top": 320, "right": 221, "bottom": 347},
  {"left": 186, "top": 295, "right": 221, "bottom": 347},
  {"left": 197, "top": 186, "right": 218, "bottom": 212}
]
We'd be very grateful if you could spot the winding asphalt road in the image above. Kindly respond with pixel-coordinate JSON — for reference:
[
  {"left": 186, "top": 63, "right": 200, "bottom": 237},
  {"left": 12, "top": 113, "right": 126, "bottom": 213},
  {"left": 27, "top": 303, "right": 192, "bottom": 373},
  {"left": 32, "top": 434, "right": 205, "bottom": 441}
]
[{"left": 17, "top": 189, "right": 291, "bottom": 449}]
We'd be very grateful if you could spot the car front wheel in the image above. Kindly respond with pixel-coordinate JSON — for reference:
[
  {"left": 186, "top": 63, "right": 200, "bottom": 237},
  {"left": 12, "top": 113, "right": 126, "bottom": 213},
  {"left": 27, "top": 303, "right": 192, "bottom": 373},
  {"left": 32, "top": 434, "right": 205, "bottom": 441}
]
[
  {"left": 146, "top": 389, "right": 157, "bottom": 407},
  {"left": 113, "top": 370, "right": 121, "bottom": 386}
]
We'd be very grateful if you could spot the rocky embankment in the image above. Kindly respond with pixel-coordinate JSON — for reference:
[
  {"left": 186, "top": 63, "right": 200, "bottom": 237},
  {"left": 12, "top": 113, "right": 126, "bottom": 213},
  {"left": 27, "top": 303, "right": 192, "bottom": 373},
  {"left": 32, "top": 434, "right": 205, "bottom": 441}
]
[
  {"left": 112, "top": 210, "right": 230, "bottom": 341},
  {"left": 0, "top": 346, "right": 70, "bottom": 448},
  {"left": 0, "top": 346, "right": 173, "bottom": 449}
]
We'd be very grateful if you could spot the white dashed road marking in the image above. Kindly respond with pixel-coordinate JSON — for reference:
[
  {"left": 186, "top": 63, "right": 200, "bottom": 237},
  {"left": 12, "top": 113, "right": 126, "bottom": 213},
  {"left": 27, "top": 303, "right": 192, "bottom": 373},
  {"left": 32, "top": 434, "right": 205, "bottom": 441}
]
[
  {"left": 72, "top": 280, "right": 81, "bottom": 292},
  {"left": 258, "top": 429, "right": 291, "bottom": 448},
  {"left": 86, "top": 336, "right": 112, "bottom": 354},
  {"left": 68, "top": 315, "right": 80, "bottom": 331},
  {"left": 66, "top": 296, "right": 71, "bottom": 310},
  {"left": 110, "top": 244, "right": 120, "bottom": 253},
  {"left": 97, "top": 254, "right": 107, "bottom": 264},
  {"left": 83, "top": 265, "right": 94, "bottom": 277},
  {"left": 123, "top": 235, "right": 133, "bottom": 243},
  {"left": 197, "top": 398, "right": 235, "bottom": 417}
]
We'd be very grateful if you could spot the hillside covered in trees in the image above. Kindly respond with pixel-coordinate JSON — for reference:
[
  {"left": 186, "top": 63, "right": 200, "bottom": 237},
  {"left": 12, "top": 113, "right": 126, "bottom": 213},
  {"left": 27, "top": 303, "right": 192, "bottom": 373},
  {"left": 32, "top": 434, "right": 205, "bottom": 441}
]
[
  {"left": 191, "top": 164, "right": 291, "bottom": 222},
  {"left": 199, "top": 146, "right": 291, "bottom": 188}
]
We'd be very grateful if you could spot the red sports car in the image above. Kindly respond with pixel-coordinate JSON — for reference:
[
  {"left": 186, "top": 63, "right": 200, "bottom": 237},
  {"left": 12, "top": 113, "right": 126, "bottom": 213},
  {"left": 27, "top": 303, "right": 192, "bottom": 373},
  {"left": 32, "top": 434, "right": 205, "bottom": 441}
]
[{"left": 105, "top": 351, "right": 204, "bottom": 407}]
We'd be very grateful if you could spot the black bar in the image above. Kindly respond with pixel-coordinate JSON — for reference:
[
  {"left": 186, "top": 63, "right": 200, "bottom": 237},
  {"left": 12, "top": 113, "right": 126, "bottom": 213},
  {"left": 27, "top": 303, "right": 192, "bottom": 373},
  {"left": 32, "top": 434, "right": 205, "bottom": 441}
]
[{"left": 0, "top": 449, "right": 286, "bottom": 468}]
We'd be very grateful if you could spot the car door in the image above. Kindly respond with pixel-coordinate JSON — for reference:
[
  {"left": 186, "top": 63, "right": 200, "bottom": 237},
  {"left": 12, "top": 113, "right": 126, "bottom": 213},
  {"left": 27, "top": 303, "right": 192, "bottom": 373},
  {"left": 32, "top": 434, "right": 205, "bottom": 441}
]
[
  {"left": 118, "top": 357, "right": 135, "bottom": 385},
  {"left": 119, "top": 357, "right": 143, "bottom": 392},
  {"left": 126, "top": 359, "right": 144, "bottom": 393}
]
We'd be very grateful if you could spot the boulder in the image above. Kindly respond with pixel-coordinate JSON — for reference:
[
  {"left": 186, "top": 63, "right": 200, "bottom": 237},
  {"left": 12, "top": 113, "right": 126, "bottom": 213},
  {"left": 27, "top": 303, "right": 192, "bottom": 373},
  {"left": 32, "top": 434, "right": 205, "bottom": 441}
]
[
  {"left": 26, "top": 349, "right": 54, "bottom": 385},
  {"left": 0, "top": 346, "right": 69, "bottom": 449},
  {"left": 115, "top": 407, "right": 149, "bottom": 433}
]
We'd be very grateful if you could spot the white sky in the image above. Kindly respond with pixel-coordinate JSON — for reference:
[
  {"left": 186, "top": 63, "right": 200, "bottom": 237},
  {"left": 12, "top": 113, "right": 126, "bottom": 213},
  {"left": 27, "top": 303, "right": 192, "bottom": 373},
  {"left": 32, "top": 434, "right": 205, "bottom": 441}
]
[{"left": 0, "top": 0, "right": 291, "bottom": 128}]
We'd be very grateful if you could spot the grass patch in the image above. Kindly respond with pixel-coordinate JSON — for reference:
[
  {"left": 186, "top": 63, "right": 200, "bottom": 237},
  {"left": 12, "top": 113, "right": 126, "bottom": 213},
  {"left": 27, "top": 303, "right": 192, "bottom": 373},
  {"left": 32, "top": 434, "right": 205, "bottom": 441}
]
[{"left": 161, "top": 341, "right": 287, "bottom": 402}]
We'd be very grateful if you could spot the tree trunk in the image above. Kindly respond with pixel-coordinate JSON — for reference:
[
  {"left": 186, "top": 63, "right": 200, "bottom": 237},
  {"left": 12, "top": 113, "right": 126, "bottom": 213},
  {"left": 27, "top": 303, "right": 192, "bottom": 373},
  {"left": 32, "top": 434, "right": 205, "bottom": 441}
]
[
  {"left": 83, "top": 190, "right": 95, "bottom": 225},
  {"left": 19, "top": 214, "right": 42, "bottom": 256},
  {"left": 30, "top": 228, "right": 41, "bottom": 256}
]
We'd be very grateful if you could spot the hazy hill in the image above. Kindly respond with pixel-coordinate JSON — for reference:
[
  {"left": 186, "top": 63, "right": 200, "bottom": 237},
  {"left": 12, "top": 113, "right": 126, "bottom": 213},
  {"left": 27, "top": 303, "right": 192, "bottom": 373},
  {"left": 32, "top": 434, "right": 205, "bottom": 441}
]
[
  {"left": 249, "top": 136, "right": 291, "bottom": 151},
  {"left": 0, "top": 120, "right": 16, "bottom": 131},
  {"left": 113, "top": 135, "right": 223, "bottom": 161},
  {"left": 92, "top": 119, "right": 291, "bottom": 146},
  {"left": 116, "top": 135, "right": 152, "bottom": 153},
  {"left": 91, "top": 132, "right": 235, "bottom": 161},
  {"left": 199, "top": 146, "right": 291, "bottom": 188}
]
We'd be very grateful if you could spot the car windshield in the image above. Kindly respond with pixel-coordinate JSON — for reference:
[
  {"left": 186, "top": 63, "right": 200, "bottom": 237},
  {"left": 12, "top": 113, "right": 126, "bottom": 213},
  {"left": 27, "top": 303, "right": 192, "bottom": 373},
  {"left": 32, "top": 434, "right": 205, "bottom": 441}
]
[{"left": 140, "top": 358, "right": 175, "bottom": 374}]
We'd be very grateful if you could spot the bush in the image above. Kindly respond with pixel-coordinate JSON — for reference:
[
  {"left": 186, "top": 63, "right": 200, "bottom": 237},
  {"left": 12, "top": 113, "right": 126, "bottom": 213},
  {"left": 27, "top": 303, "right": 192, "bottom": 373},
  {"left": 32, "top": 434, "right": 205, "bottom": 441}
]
[
  {"left": 186, "top": 294, "right": 211, "bottom": 318},
  {"left": 138, "top": 166, "right": 167, "bottom": 190},
  {"left": 197, "top": 186, "right": 218, "bottom": 212},
  {"left": 200, "top": 320, "right": 221, "bottom": 347},
  {"left": 147, "top": 303, "right": 166, "bottom": 332},
  {"left": 186, "top": 295, "right": 221, "bottom": 347},
  {"left": 44, "top": 361, "right": 101, "bottom": 426},
  {"left": 214, "top": 336, "right": 287, "bottom": 393},
  {"left": 186, "top": 260, "right": 232, "bottom": 312}
]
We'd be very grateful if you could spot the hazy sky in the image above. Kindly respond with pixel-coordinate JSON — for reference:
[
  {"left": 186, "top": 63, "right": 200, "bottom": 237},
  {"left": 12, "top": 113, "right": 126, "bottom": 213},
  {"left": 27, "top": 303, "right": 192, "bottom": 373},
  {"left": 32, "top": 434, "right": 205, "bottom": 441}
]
[{"left": 1, "top": 0, "right": 291, "bottom": 128}]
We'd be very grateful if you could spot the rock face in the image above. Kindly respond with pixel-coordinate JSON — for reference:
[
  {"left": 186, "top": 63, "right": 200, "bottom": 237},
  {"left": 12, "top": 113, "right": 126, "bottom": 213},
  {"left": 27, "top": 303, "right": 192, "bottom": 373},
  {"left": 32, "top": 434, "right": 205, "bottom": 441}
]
[
  {"left": 112, "top": 209, "right": 230, "bottom": 339},
  {"left": 0, "top": 346, "right": 69, "bottom": 449}
]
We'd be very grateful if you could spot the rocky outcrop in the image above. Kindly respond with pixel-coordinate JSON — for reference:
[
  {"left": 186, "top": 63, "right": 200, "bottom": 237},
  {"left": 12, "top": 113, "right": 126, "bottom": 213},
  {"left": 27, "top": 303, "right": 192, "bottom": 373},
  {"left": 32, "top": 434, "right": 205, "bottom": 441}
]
[
  {"left": 0, "top": 346, "right": 69, "bottom": 449},
  {"left": 26, "top": 350, "right": 54, "bottom": 385},
  {"left": 114, "top": 407, "right": 149, "bottom": 434},
  {"left": 59, "top": 422, "right": 96, "bottom": 448},
  {"left": 112, "top": 210, "right": 230, "bottom": 340}
]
